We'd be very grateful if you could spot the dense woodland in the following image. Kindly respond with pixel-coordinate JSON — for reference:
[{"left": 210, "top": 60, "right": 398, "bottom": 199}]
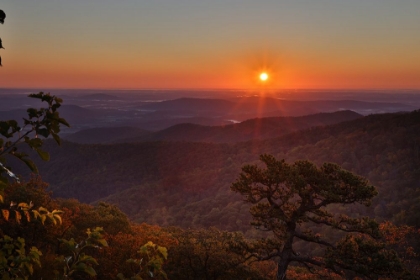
[{"left": 2, "top": 92, "right": 420, "bottom": 279}]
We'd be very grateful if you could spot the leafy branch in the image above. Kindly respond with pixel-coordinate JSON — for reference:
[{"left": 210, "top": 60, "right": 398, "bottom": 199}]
[
  {"left": 1, "top": 201, "right": 62, "bottom": 225},
  {"left": 0, "top": 235, "right": 42, "bottom": 280},
  {"left": 0, "top": 92, "right": 70, "bottom": 199},
  {"left": 117, "top": 241, "right": 168, "bottom": 280},
  {"left": 55, "top": 227, "right": 108, "bottom": 279}
]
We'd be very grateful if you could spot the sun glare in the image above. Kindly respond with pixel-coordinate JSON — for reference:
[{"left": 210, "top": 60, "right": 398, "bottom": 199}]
[{"left": 259, "top": 72, "right": 268, "bottom": 82}]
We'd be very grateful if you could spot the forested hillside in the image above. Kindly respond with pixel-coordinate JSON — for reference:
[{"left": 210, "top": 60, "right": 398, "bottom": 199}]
[
  {"left": 12, "top": 110, "right": 420, "bottom": 232},
  {"left": 63, "top": 110, "right": 361, "bottom": 144},
  {"left": 114, "top": 110, "right": 362, "bottom": 143},
  {"left": 65, "top": 126, "right": 152, "bottom": 144}
]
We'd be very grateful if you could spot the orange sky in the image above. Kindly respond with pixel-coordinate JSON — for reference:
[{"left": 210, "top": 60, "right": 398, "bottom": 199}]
[{"left": 1, "top": 1, "right": 420, "bottom": 90}]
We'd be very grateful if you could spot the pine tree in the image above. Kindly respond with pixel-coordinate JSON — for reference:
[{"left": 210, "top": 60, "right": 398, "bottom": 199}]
[{"left": 231, "top": 154, "right": 406, "bottom": 279}]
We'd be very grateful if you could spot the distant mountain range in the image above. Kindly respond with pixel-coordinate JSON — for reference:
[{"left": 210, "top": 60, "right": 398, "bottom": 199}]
[
  {"left": 64, "top": 110, "right": 362, "bottom": 144},
  {"left": 137, "top": 97, "right": 415, "bottom": 117},
  {"left": 1, "top": 95, "right": 416, "bottom": 134},
  {"left": 9, "top": 109, "right": 420, "bottom": 231}
]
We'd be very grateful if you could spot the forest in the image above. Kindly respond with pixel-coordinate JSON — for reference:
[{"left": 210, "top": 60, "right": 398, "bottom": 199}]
[{"left": 1, "top": 92, "right": 420, "bottom": 280}]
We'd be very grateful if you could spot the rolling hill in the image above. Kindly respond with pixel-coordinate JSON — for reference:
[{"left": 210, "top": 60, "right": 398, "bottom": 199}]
[
  {"left": 10, "top": 109, "right": 420, "bottom": 232},
  {"left": 64, "top": 126, "right": 152, "bottom": 144},
  {"left": 118, "top": 110, "right": 362, "bottom": 143}
]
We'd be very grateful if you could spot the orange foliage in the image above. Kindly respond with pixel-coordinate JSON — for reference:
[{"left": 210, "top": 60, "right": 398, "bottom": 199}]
[
  {"left": 97, "top": 223, "right": 176, "bottom": 278},
  {"left": 380, "top": 221, "right": 420, "bottom": 276},
  {"left": 287, "top": 267, "right": 343, "bottom": 280}
]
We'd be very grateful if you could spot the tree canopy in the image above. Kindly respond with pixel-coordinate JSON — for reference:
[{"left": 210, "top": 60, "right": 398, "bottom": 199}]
[
  {"left": 0, "top": 8, "right": 5, "bottom": 66},
  {"left": 231, "top": 154, "right": 406, "bottom": 279}
]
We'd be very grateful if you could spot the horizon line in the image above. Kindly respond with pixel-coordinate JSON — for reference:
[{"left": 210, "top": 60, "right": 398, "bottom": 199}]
[{"left": 1, "top": 87, "right": 420, "bottom": 92}]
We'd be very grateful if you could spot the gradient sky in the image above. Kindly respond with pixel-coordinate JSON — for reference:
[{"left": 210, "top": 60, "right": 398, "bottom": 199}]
[{"left": 1, "top": 0, "right": 420, "bottom": 90}]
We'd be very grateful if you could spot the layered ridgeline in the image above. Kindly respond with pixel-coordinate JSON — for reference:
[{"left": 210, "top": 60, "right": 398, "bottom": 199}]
[
  {"left": 2, "top": 94, "right": 415, "bottom": 134},
  {"left": 65, "top": 110, "right": 361, "bottom": 143},
  {"left": 12, "top": 110, "right": 420, "bottom": 232}
]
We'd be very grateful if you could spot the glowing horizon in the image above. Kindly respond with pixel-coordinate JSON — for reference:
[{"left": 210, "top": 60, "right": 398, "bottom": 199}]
[{"left": 1, "top": 1, "right": 420, "bottom": 90}]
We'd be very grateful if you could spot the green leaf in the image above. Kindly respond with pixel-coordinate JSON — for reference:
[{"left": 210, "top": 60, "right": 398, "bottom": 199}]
[
  {"left": 21, "top": 157, "right": 38, "bottom": 173},
  {"left": 38, "top": 207, "right": 48, "bottom": 214},
  {"left": 17, "top": 202, "right": 29, "bottom": 209},
  {"left": 23, "top": 262, "right": 34, "bottom": 275},
  {"left": 58, "top": 117, "right": 70, "bottom": 127},
  {"left": 26, "top": 108, "right": 39, "bottom": 119},
  {"left": 116, "top": 273, "right": 126, "bottom": 280},
  {"left": 79, "top": 254, "right": 99, "bottom": 265},
  {"left": 37, "top": 128, "right": 50, "bottom": 138},
  {"left": 32, "top": 210, "right": 40, "bottom": 220},
  {"left": 96, "top": 238, "right": 108, "bottom": 247},
  {"left": 75, "top": 263, "right": 97, "bottom": 276},
  {"left": 157, "top": 246, "right": 168, "bottom": 260},
  {"left": 51, "top": 132, "right": 61, "bottom": 145},
  {"left": 36, "top": 149, "right": 50, "bottom": 161},
  {"left": 40, "top": 215, "right": 46, "bottom": 225},
  {"left": 48, "top": 213, "right": 57, "bottom": 225},
  {"left": 25, "top": 138, "right": 43, "bottom": 149}
]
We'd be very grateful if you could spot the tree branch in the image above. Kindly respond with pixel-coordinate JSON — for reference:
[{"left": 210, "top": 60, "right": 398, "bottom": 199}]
[
  {"left": 306, "top": 216, "right": 379, "bottom": 238},
  {"left": 290, "top": 255, "right": 325, "bottom": 267},
  {"left": 0, "top": 128, "right": 33, "bottom": 157},
  {"left": 293, "top": 232, "right": 336, "bottom": 249}
]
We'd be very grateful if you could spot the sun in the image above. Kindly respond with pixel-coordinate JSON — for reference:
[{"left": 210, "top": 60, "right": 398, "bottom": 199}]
[{"left": 259, "top": 72, "right": 269, "bottom": 82}]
